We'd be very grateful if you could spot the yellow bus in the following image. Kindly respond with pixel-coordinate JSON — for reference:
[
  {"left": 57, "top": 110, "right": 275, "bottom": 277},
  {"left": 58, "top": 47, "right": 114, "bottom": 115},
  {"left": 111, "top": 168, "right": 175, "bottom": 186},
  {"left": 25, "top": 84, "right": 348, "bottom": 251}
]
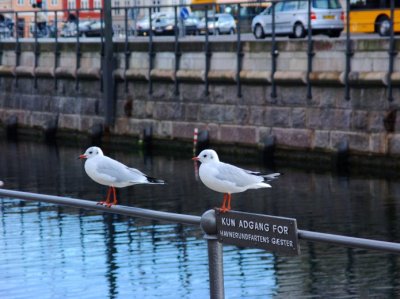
[
  {"left": 190, "top": 0, "right": 268, "bottom": 31},
  {"left": 349, "top": 0, "right": 400, "bottom": 36}
]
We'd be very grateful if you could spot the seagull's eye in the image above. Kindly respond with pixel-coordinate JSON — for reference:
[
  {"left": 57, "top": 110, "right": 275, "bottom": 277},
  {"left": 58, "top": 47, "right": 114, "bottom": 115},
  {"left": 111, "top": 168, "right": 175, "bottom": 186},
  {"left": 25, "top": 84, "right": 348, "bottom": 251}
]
[
  {"left": 89, "top": 151, "right": 93, "bottom": 154},
  {"left": 203, "top": 154, "right": 207, "bottom": 158}
]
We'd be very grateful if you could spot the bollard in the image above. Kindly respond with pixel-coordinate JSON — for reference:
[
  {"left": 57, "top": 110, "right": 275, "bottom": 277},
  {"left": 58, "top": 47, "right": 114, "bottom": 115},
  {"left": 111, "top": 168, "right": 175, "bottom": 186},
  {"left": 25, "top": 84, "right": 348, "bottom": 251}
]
[
  {"left": 200, "top": 209, "right": 224, "bottom": 299},
  {"left": 43, "top": 117, "right": 58, "bottom": 141},
  {"left": 5, "top": 115, "right": 18, "bottom": 139},
  {"left": 197, "top": 130, "right": 210, "bottom": 153},
  {"left": 90, "top": 123, "right": 103, "bottom": 146},
  {"left": 334, "top": 139, "right": 349, "bottom": 171}
]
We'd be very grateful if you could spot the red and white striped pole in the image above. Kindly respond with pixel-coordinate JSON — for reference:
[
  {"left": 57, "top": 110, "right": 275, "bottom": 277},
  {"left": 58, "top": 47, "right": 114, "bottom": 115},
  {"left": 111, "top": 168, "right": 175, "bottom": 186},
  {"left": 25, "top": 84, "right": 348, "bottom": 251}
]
[
  {"left": 193, "top": 127, "right": 198, "bottom": 155},
  {"left": 193, "top": 128, "right": 199, "bottom": 180}
]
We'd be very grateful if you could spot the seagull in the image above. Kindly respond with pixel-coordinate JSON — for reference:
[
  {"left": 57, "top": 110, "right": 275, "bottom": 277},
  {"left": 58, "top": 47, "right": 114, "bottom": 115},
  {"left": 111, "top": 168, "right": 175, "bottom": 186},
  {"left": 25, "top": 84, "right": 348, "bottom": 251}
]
[
  {"left": 79, "top": 146, "right": 165, "bottom": 207},
  {"left": 192, "top": 149, "right": 280, "bottom": 212}
]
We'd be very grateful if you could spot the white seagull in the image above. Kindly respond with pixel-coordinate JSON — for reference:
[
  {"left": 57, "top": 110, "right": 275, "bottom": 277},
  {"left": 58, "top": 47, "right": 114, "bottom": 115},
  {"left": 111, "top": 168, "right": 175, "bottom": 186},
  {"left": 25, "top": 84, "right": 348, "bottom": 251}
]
[
  {"left": 193, "top": 149, "right": 280, "bottom": 212},
  {"left": 79, "top": 146, "right": 165, "bottom": 207}
]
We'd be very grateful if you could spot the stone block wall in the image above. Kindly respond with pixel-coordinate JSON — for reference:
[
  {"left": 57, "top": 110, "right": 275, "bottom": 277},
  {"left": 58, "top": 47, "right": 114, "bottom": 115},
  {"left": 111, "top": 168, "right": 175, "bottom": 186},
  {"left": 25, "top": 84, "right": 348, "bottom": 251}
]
[{"left": 0, "top": 38, "right": 400, "bottom": 157}]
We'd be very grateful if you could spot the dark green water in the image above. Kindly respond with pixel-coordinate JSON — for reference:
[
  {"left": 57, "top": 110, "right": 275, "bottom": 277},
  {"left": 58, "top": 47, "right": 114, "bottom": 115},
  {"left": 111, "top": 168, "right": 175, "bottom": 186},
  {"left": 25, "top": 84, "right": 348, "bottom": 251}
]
[{"left": 0, "top": 140, "right": 399, "bottom": 298}]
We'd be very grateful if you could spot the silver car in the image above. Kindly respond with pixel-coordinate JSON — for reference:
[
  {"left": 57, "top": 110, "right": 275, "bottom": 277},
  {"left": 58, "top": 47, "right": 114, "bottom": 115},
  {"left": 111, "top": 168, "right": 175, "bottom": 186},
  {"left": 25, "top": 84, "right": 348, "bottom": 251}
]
[
  {"left": 251, "top": 0, "right": 344, "bottom": 39},
  {"left": 197, "top": 13, "right": 236, "bottom": 35}
]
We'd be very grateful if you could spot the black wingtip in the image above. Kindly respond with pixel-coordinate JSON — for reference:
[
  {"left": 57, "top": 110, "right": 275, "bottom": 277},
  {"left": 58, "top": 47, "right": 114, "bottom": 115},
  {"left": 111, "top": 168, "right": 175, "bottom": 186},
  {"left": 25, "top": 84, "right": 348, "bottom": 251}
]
[{"left": 146, "top": 176, "right": 166, "bottom": 184}]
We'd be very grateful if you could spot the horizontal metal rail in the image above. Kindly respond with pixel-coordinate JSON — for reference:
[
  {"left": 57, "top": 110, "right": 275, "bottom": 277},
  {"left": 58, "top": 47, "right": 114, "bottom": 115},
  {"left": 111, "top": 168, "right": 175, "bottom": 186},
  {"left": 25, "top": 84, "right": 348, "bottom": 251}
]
[
  {"left": 0, "top": 189, "right": 200, "bottom": 226},
  {"left": 0, "top": 189, "right": 400, "bottom": 254}
]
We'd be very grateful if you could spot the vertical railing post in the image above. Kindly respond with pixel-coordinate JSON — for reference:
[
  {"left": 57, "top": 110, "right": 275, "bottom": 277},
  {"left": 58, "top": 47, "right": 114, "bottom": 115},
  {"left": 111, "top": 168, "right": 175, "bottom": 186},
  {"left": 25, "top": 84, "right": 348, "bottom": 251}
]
[
  {"left": 201, "top": 210, "right": 224, "bottom": 299},
  {"left": 205, "top": 7, "right": 211, "bottom": 96},
  {"left": 148, "top": 7, "right": 154, "bottom": 95},
  {"left": 174, "top": 5, "right": 180, "bottom": 96},
  {"left": 34, "top": 11, "right": 39, "bottom": 89},
  {"left": 15, "top": 11, "right": 20, "bottom": 88},
  {"left": 54, "top": 10, "right": 60, "bottom": 90},
  {"left": 124, "top": 7, "right": 130, "bottom": 94},
  {"left": 344, "top": 0, "right": 353, "bottom": 101},
  {"left": 387, "top": 0, "right": 396, "bottom": 102},
  {"left": 306, "top": 0, "right": 314, "bottom": 99},
  {"left": 103, "top": 2, "right": 115, "bottom": 128},
  {"left": 75, "top": 9, "right": 81, "bottom": 91},
  {"left": 236, "top": 3, "right": 242, "bottom": 98},
  {"left": 270, "top": 2, "right": 277, "bottom": 98}
]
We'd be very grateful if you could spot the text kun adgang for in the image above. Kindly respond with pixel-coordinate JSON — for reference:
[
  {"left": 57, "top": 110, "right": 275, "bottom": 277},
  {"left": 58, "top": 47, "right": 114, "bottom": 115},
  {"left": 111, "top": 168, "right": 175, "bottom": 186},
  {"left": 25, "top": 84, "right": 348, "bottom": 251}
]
[{"left": 221, "top": 217, "right": 289, "bottom": 235}]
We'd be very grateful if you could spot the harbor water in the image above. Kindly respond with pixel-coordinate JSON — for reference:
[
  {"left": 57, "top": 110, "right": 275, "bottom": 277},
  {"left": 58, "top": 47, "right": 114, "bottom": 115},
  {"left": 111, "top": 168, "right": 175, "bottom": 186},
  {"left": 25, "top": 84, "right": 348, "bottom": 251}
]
[{"left": 0, "top": 139, "right": 399, "bottom": 298}]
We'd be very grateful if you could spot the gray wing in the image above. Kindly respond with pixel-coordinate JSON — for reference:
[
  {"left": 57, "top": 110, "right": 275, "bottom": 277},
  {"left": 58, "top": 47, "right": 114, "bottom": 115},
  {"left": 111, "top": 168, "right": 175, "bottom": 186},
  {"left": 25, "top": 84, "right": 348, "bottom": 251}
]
[
  {"left": 96, "top": 157, "right": 147, "bottom": 183},
  {"left": 215, "top": 162, "right": 264, "bottom": 187}
]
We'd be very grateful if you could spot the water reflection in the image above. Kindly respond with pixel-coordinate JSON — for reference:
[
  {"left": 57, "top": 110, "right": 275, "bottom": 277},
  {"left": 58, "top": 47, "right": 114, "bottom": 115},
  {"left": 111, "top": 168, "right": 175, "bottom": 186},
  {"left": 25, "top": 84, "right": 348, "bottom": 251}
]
[{"left": 0, "top": 140, "right": 399, "bottom": 298}]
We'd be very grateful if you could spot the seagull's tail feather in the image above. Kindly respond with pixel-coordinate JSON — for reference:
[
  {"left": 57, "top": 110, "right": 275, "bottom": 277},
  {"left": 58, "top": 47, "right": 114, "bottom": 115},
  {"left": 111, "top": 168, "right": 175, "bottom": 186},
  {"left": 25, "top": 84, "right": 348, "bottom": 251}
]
[
  {"left": 145, "top": 176, "right": 166, "bottom": 184},
  {"left": 260, "top": 172, "right": 281, "bottom": 183}
]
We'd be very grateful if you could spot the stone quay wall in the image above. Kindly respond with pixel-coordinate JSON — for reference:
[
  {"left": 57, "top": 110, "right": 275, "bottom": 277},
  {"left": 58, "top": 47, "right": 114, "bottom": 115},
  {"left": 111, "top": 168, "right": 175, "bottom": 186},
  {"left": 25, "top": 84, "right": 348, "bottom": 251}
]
[{"left": 1, "top": 38, "right": 400, "bottom": 157}]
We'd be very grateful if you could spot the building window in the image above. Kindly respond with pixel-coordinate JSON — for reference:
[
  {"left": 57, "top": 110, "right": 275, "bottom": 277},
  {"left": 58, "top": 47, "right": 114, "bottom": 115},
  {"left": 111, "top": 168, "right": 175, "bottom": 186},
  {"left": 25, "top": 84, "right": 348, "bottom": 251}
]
[
  {"left": 68, "top": 0, "right": 76, "bottom": 9},
  {"left": 94, "top": 0, "right": 102, "bottom": 9},
  {"left": 115, "top": 0, "right": 120, "bottom": 15},
  {"left": 51, "top": 0, "right": 58, "bottom": 5},
  {"left": 81, "top": 0, "right": 89, "bottom": 9},
  {"left": 17, "top": 0, "right": 24, "bottom": 5}
]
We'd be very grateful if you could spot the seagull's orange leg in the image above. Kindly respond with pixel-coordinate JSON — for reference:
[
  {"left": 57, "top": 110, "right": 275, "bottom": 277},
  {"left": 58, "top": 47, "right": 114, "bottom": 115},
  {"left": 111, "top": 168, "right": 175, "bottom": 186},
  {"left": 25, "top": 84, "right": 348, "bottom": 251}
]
[
  {"left": 219, "top": 193, "right": 228, "bottom": 213},
  {"left": 97, "top": 187, "right": 112, "bottom": 206},
  {"left": 226, "top": 194, "right": 232, "bottom": 211},
  {"left": 107, "top": 187, "right": 118, "bottom": 208}
]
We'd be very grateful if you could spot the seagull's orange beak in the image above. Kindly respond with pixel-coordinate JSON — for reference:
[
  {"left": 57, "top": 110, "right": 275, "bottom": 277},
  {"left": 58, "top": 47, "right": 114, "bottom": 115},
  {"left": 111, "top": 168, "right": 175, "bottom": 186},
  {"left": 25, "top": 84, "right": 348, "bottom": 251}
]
[
  {"left": 79, "top": 154, "right": 87, "bottom": 160},
  {"left": 192, "top": 157, "right": 199, "bottom": 161}
]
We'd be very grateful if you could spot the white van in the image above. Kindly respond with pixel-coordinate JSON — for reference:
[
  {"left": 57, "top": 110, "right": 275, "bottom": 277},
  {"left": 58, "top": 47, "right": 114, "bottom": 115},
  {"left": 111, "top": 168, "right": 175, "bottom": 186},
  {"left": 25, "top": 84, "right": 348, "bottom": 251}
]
[{"left": 251, "top": 0, "right": 344, "bottom": 39}]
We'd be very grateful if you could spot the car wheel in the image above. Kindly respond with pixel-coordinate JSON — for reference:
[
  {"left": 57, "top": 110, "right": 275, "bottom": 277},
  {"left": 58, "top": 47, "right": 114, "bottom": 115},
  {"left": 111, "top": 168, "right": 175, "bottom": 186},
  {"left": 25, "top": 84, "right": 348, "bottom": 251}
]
[
  {"left": 254, "top": 24, "right": 265, "bottom": 39},
  {"left": 215, "top": 29, "right": 220, "bottom": 35},
  {"left": 376, "top": 16, "right": 391, "bottom": 36},
  {"left": 292, "top": 22, "right": 306, "bottom": 38},
  {"left": 229, "top": 28, "right": 235, "bottom": 35}
]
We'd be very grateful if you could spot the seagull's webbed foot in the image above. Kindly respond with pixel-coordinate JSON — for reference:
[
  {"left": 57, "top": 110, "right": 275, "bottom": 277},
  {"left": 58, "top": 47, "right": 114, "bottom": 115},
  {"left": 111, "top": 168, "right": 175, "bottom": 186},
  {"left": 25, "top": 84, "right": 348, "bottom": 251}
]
[
  {"left": 97, "top": 187, "right": 114, "bottom": 207},
  {"left": 218, "top": 194, "right": 231, "bottom": 213}
]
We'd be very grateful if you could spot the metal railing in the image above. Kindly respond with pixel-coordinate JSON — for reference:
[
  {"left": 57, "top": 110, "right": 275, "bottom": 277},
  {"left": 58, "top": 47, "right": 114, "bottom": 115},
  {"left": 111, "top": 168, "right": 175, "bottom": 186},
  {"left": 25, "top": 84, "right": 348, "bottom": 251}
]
[{"left": 0, "top": 188, "right": 399, "bottom": 299}]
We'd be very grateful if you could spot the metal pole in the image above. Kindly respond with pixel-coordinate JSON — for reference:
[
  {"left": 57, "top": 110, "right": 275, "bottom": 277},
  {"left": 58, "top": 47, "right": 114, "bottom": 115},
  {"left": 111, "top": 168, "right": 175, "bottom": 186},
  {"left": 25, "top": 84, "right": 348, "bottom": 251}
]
[
  {"left": 205, "top": 6, "right": 210, "bottom": 96},
  {"left": 270, "top": 2, "right": 277, "bottom": 98},
  {"left": 236, "top": 3, "right": 242, "bottom": 98},
  {"left": 306, "top": 0, "right": 314, "bottom": 99},
  {"left": 174, "top": 5, "right": 180, "bottom": 96},
  {"left": 1, "top": 189, "right": 400, "bottom": 255},
  {"left": 0, "top": 189, "right": 201, "bottom": 226},
  {"left": 387, "top": 0, "right": 396, "bottom": 102},
  {"left": 103, "top": 2, "right": 115, "bottom": 128},
  {"left": 148, "top": 8, "right": 154, "bottom": 95},
  {"left": 206, "top": 235, "right": 224, "bottom": 299},
  {"left": 201, "top": 210, "right": 225, "bottom": 299},
  {"left": 344, "top": 0, "right": 353, "bottom": 101}
]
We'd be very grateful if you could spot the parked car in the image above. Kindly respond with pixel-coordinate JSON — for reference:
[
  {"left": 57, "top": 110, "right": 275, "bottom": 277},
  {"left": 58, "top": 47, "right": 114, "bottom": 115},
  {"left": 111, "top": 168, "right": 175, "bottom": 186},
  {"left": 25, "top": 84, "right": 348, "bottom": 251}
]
[
  {"left": 251, "top": 0, "right": 344, "bottom": 39},
  {"left": 152, "top": 17, "right": 177, "bottom": 35},
  {"left": 79, "top": 20, "right": 111, "bottom": 37},
  {"left": 133, "top": 12, "right": 173, "bottom": 36},
  {"left": 197, "top": 13, "right": 236, "bottom": 35},
  {"left": 183, "top": 15, "right": 200, "bottom": 35}
]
